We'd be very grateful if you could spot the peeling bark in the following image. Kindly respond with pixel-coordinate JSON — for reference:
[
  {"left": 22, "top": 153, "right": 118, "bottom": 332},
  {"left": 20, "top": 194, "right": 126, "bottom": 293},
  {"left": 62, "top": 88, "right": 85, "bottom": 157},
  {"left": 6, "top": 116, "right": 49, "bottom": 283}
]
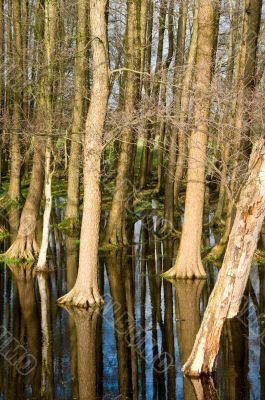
[{"left": 183, "top": 139, "right": 265, "bottom": 377}]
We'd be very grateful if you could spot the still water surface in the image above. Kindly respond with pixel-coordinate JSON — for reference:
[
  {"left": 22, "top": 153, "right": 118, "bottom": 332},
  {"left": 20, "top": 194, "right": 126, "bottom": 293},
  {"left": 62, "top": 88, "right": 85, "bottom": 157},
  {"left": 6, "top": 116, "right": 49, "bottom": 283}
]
[{"left": 0, "top": 209, "right": 264, "bottom": 399}]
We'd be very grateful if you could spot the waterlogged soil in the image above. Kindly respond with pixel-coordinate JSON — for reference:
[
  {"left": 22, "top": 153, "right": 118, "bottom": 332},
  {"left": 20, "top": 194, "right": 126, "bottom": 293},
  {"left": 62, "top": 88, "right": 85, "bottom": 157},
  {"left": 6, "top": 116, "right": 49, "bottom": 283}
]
[{"left": 0, "top": 208, "right": 264, "bottom": 399}]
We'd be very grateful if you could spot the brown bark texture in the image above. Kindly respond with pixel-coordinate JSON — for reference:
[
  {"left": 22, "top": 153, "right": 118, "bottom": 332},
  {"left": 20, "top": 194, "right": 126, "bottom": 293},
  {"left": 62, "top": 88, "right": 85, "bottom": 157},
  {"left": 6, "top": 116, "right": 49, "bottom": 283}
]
[
  {"left": 58, "top": 0, "right": 109, "bottom": 308},
  {"left": 163, "top": 0, "right": 216, "bottom": 278}
]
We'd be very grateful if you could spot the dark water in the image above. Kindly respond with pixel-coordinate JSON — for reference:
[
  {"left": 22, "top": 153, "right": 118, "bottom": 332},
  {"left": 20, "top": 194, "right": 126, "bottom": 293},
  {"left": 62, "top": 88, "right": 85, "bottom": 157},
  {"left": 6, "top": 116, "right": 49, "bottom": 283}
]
[{"left": 0, "top": 207, "right": 264, "bottom": 399}]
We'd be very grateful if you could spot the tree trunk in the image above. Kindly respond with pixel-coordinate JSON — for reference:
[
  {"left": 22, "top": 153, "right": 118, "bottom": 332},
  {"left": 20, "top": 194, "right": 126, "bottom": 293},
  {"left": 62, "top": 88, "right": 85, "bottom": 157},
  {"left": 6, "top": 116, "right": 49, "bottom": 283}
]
[
  {"left": 173, "top": 0, "right": 199, "bottom": 205},
  {"left": 5, "top": 0, "right": 57, "bottom": 260},
  {"left": 103, "top": 0, "right": 138, "bottom": 247},
  {"left": 36, "top": 0, "right": 57, "bottom": 270},
  {"left": 183, "top": 139, "right": 265, "bottom": 376},
  {"left": 64, "top": 0, "right": 87, "bottom": 228},
  {"left": 139, "top": 0, "right": 166, "bottom": 189},
  {"left": 0, "top": 0, "right": 3, "bottom": 189},
  {"left": 36, "top": 145, "right": 52, "bottom": 271},
  {"left": 159, "top": 0, "right": 187, "bottom": 234},
  {"left": 163, "top": 0, "right": 216, "bottom": 279},
  {"left": 8, "top": 0, "right": 22, "bottom": 203},
  {"left": 209, "top": 0, "right": 262, "bottom": 257},
  {"left": 5, "top": 143, "right": 45, "bottom": 259},
  {"left": 58, "top": 0, "right": 108, "bottom": 307},
  {"left": 213, "top": 0, "right": 241, "bottom": 224},
  {"left": 155, "top": 0, "right": 174, "bottom": 195},
  {"left": 138, "top": 0, "right": 153, "bottom": 190}
]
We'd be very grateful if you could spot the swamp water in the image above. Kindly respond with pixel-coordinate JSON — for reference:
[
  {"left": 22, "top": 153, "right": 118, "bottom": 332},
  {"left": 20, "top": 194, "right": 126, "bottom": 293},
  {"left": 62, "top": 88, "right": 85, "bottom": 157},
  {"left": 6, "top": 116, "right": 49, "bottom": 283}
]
[{"left": 0, "top": 206, "right": 264, "bottom": 400}]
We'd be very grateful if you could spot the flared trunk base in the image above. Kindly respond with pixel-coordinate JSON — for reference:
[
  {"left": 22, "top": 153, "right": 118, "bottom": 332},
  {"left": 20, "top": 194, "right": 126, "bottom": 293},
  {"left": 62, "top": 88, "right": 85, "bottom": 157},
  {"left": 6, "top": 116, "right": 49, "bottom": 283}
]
[
  {"left": 162, "top": 260, "right": 207, "bottom": 280},
  {"left": 5, "top": 233, "right": 39, "bottom": 260},
  {"left": 57, "top": 286, "right": 104, "bottom": 309}
]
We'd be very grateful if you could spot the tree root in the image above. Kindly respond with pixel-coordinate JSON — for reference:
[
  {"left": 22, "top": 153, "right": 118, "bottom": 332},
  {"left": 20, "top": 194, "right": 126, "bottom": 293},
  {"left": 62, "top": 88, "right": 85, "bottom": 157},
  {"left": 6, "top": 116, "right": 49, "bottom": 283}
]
[
  {"left": 4, "top": 234, "right": 39, "bottom": 260},
  {"left": 57, "top": 287, "right": 104, "bottom": 309}
]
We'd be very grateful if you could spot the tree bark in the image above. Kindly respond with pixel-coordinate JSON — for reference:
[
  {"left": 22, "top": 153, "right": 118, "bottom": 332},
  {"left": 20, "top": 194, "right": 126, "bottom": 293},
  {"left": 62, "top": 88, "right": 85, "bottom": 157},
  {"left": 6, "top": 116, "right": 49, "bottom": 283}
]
[
  {"left": 36, "top": 145, "right": 52, "bottom": 271},
  {"left": 58, "top": 0, "right": 109, "bottom": 307},
  {"left": 183, "top": 139, "right": 265, "bottom": 376},
  {"left": 138, "top": 0, "right": 153, "bottom": 189},
  {"left": 155, "top": 0, "right": 174, "bottom": 195},
  {"left": 159, "top": 0, "right": 187, "bottom": 234},
  {"left": 163, "top": 0, "right": 217, "bottom": 279},
  {"left": 103, "top": 0, "right": 138, "bottom": 247},
  {"left": 139, "top": 0, "right": 166, "bottom": 188},
  {"left": 36, "top": 0, "right": 57, "bottom": 270},
  {"left": 5, "top": 143, "right": 45, "bottom": 259},
  {"left": 8, "top": 0, "right": 22, "bottom": 203},
  {"left": 213, "top": 0, "right": 241, "bottom": 224},
  {"left": 5, "top": 0, "right": 57, "bottom": 260},
  {"left": 173, "top": 0, "right": 199, "bottom": 206},
  {"left": 64, "top": 0, "right": 88, "bottom": 228},
  {"left": 209, "top": 0, "right": 262, "bottom": 257}
]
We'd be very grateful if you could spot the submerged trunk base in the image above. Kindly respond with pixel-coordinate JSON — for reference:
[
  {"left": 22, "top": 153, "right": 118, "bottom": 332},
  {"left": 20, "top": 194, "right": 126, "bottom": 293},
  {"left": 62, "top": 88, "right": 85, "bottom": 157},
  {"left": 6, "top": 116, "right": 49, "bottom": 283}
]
[
  {"left": 162, "top": 264, "right": 207, "bottom": 280},
  {"left": 162, "top": 253, "right": 207, "bottom": 279},
  {"left": 57, "top": 287, "right": 104, "bottom": 309},
  {"left": 103, "top": 222, "right": 129, "bottom": 248},
  {"left": 4, "top": 234, "right": 39, "bottom": 260}
]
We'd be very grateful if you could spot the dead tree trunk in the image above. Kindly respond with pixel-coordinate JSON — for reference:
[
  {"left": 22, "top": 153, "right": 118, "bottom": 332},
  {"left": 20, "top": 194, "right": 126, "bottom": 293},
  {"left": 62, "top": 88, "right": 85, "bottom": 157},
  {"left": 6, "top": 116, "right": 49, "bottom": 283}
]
[{"left": 183, "top": 139, "right": 265, "bottom": 377}]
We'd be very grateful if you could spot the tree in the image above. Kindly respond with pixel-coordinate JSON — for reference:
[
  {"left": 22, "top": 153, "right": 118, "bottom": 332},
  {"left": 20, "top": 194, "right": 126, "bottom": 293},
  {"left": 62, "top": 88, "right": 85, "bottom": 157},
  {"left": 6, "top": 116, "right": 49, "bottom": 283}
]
[
  {"left": 5, "top": 0, "right": 57, "bottom": 260},
  {"left": 139, "top": 0, "right": 167, "bottom": 189},
  {"left": 159, "top": 0, "right": 188, "bottom": 235},
  {"left": 58, "top": 0, "right": 109, "bottom": 307},
  {"left": 8, "top": 0, "right": 22, "bottom": 204},
  {"left": 64, "top": 0, "right": 88, "bottom": 229},
  {"left": 183, "top": 139, "right": 265, "bottom": 376},
  {"left": 163, "top": 0, "right": 218, "bottom": 279},
  {"left": 103, "top": 0, "right": 139, "bottom": 246},
  {"left": 209, "top": 0, "right": 263, "bottom": 260}
]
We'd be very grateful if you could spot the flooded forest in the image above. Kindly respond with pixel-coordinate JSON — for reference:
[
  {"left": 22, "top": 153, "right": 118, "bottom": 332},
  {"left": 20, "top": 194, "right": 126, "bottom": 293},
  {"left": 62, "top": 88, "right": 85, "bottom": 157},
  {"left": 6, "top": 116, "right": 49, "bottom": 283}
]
[{"left": 0, "top": 0, "right": 265, "bottom": 399}]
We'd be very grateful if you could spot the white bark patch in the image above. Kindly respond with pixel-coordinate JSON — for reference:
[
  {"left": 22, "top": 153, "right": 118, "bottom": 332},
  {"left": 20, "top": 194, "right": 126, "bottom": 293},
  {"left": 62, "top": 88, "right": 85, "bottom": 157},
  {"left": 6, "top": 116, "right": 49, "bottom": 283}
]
[{"left": 259, "top": 160, "right": 265, "bottom": 196}]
